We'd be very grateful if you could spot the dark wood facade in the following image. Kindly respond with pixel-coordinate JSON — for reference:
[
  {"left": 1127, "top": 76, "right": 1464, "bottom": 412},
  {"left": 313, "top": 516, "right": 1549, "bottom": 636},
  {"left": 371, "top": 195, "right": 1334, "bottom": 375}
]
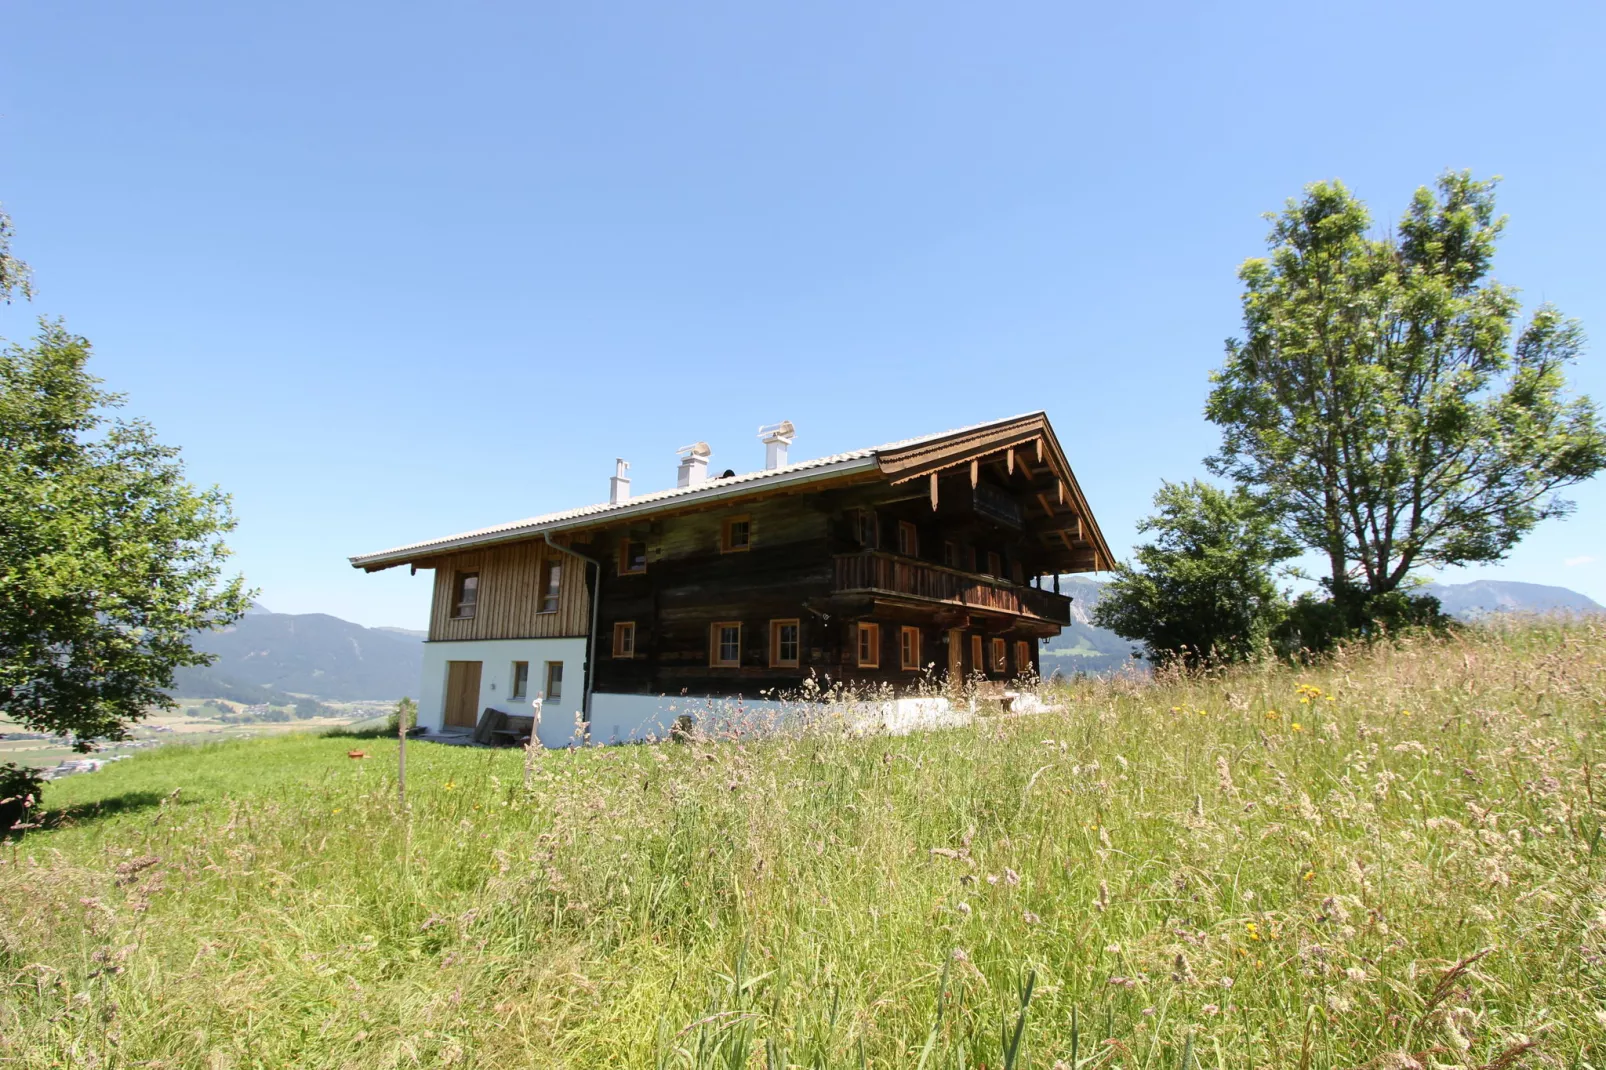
[
  {"left": 356, "top": 412, "right": 1111, "bottom": 708},
  {"left": 570, "top": 457, "right": 1090, "bottom": 697}
]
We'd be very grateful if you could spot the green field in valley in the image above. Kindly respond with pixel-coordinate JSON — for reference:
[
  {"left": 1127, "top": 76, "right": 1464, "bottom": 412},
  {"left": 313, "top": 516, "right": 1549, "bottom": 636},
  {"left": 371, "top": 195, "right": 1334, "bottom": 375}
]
[{"left": 1, "top": 621, "right": 1602, "bottom": 1068}]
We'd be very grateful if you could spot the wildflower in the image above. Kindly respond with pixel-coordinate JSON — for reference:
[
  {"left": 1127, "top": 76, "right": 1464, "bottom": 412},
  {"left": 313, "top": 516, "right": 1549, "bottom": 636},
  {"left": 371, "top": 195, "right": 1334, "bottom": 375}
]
[
  {"left": 1202, "top": 1003, "right": 1219, "bottom": 1016},
  {"left": 444, "top": 781, "right": 457, "bottom": 792},
  {"left": 955, "top": 901, "right": 972, "bottom": 916},
  {"left": 1022, "top": 911, "right": 1040, "bottom": 925},
  {"left": 1303, "top": 870, "right": 1315, "bottom": 881},
  {"left": 951, "top": 948, "right": 969, "bottom": 962},
  {"left": 331, "top": 808, "right": 342, "bottom": 815},
  {"left": 1266, "top": 710, "right": 1280, "bottom": 720},
  {"left": 1004, "top": 867, "right": 1020, "bottom": 886},
  {"left": 1291, "top": 722, "right": 1303, "bottom": 732},
  {"left": 1104, "top": 943, "right": 1121, "bottom": 954},
  {"left": 1095, "top": 880, "right": 1109, "bottom": 911},
  {"left": 1219, "top": 976, "right": 1234, "bottom": 989},
  {"left": 1400, "top": 710, "right": 1412, "bottom": 717}
]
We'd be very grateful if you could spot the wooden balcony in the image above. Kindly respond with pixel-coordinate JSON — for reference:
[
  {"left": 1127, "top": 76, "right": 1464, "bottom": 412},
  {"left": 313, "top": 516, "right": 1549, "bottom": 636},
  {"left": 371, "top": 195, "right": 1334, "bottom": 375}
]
[{"left": 833, "top": 551, "right": 1073, "bottom": 625}]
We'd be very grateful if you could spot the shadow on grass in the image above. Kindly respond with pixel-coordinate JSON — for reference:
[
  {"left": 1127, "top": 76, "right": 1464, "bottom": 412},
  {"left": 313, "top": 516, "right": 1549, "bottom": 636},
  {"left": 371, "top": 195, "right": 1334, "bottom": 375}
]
[{"left": 16, "top": 790, "right": 172, "bottom": 836}]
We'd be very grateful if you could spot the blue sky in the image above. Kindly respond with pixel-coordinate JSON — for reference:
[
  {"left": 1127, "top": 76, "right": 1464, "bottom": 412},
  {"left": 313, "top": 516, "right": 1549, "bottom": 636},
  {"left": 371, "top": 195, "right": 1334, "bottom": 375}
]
[{"left": 3, "top": 0, "right": 1603, "bottom": 627}]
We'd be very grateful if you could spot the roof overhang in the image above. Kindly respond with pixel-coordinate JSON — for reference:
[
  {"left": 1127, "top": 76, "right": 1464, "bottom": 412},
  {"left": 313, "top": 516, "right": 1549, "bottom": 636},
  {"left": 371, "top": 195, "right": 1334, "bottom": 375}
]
[{"left": 348, "top": 411, "right": 1114, "bottom": 575}]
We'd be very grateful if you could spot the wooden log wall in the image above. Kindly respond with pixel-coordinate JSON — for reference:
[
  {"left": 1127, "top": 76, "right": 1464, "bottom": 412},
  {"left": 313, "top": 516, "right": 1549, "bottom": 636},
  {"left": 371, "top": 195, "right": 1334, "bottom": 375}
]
[
  {"left": 583, "top": 480, "right": 1047, "bottom": 698},
  {"left": 427, "top": 541, "right": 589, "bottom": 641}
]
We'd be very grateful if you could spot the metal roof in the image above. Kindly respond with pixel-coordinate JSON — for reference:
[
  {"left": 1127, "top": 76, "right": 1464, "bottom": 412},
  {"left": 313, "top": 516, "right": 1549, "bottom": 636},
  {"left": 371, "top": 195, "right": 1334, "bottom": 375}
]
[{"left": 349, "top": 413, "right": 1047, "bottom": 570}]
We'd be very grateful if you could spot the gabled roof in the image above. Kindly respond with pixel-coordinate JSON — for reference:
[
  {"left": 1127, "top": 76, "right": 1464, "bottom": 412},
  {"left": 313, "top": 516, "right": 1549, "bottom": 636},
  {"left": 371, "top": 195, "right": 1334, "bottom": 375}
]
[{"left": 349, "top": 412, "right": 1112, "bottom": 572}]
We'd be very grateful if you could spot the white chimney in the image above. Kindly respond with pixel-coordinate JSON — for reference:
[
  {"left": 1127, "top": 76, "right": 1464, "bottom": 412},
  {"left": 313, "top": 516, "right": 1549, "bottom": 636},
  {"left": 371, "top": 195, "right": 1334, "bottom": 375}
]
[
  {"left": 676, "top": 442, "right": 711, "bottom": 488},
  {"left": 609, "top": 458, "right": 631, "bottom": 504},
  {"left": 758, "top": 420, "right": 795, "bottom": 470}
]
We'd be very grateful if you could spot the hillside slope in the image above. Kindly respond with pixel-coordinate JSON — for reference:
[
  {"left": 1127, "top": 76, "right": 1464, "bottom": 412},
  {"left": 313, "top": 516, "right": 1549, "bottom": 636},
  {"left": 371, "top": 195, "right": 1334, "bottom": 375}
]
[
  {"left": 171, "top": 604, "right": 423, "bottom": 702},
  {"left": 12, "top": 619, "right": 1602, "bottom": 1066}
]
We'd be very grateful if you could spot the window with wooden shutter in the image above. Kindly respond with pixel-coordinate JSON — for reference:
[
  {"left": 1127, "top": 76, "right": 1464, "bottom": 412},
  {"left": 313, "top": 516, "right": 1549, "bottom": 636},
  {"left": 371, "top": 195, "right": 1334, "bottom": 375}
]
[
  {"left": 613, "top": 622, "right": 636, "bottom": 658},
  {"left": 538, "top": 561, "right": 562, "bottom": 614},
  {"left": 857, "top": 622, "right": 880, "bottom": 668},
  {"left": 710, "top": 622, "right": 742, "bottom": 667},
  {"left": 900, "top": 625, "right": 921, "bottom": 670},
  {"left": 770, "top": 619, "right": 800, "bottom": 668},
  {"left": 451, "top": 572, "right": 478, "bottom": 619},
  {"left": 619, "top": 539, "right": 647, "bottom": 575}
]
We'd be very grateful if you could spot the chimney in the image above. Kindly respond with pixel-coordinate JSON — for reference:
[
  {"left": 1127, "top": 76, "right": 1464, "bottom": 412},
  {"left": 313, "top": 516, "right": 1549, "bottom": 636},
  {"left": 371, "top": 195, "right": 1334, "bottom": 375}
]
[
  {"left": 609, "top": 458, "right": 630, "bottom": 504},
  {"left": 676, "top": 442, "right": 711, "bottom": 488},
  {"left": 758, "top": 420, "right": 795, "bottom": 470}
]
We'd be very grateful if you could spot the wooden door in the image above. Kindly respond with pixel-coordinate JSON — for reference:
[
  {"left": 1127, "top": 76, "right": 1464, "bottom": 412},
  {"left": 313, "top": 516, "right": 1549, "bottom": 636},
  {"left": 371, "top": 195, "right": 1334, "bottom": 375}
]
[
  {"left": 947, "top": 629, "right": 963, "bottom": 688},
  {"left": 445, "top": 661, "right": 482, "bottom": 728}
]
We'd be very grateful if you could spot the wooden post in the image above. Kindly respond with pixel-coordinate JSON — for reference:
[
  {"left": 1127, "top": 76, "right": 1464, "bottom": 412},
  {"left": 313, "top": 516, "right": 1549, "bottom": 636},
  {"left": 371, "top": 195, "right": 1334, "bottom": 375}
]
[
  {"left": 929, "top": 471, "right": 939, "bottom": 511},
  {"left": 1007, "top": 447, "right": 1015, "bottom": 475},
  {"left": 969, "top": 459, "right": 979, "bottom": 489},
  {"left": 397, "top": 702, "right": 406, "bottom": 808}
]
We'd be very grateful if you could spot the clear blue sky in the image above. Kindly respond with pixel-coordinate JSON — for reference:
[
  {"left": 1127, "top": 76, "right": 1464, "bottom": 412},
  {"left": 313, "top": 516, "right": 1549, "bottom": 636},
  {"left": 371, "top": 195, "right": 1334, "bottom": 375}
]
[{"left": 3, "top": 1, "right": 1603, "bottom": 627}]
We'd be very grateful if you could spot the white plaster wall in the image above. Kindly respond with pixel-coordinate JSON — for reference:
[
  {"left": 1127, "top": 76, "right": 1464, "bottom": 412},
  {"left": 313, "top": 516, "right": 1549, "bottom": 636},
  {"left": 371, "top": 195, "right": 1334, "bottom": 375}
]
[
  {"left": 419, "top": 637, "right": 589, "bottom": 747},
  {"left": 588, "top": 692, "right": 972, "bottom": 745}
]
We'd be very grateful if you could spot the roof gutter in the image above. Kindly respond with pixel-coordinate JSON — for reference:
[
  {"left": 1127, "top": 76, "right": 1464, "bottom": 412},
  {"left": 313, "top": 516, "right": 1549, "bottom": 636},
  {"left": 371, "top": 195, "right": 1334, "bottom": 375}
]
[{"left": 544, "top": 530, "right": 601, "bottom": 744}]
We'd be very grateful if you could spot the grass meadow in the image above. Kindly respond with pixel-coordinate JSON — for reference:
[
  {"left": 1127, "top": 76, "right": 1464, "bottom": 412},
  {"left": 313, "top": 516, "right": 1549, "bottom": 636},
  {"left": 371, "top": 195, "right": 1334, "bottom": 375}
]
[{"left": 2, "top": 620, "right": 1603, "bottom": 1068}]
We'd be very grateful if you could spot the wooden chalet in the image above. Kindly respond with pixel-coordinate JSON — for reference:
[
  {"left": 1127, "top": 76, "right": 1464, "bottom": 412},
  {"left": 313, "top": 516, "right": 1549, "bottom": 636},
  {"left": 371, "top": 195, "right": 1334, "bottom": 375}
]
[{"left": 350, "top": 412, "right": 1112, "bottom": 746}]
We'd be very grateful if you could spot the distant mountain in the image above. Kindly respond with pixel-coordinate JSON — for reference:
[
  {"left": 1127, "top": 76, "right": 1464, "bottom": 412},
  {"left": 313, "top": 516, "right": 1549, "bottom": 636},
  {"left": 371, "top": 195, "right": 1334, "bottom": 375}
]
[
  {"left": 1422, "top": 580, "right": 1604, "bottom": 619},
  {"left": 171, "top": 605, "right": 424, "bottom": 702},
  {"left": 1039, "top": 575, "right": 1144, "bottom": 677}
]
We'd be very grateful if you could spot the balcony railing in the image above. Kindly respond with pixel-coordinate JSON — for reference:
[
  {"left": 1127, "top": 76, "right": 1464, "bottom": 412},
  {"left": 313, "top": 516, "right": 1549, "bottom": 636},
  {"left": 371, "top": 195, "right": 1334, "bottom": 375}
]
[{"left": 833, "top": 551, "right": 1072, "bottom": 625}]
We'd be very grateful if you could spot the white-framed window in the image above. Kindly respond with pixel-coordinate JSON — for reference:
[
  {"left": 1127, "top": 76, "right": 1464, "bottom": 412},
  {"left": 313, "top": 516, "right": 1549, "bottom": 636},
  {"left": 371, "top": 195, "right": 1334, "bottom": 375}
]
[
  {"left": 511, "top": 660, "right": 529, "bottom": 699},
  {"left": 710, "top": 621, "right": 742, "bottom": 667}
]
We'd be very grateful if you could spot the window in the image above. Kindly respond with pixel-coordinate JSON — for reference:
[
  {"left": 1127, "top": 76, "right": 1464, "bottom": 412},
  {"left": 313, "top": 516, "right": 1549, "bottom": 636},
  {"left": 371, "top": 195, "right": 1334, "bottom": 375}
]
[
  {"left": 613, "top": 621, "right": 636, "bottom": 658},
  {"left": 1014, "top": 641, "right": 1032, "bottom": 675},
  {"left": 856, "top": 509, "right": 878, "bottom": 548},
  {"left": 990, "top": 638, "right": 1007, "bottom": 674},
  {"left": 970, "top": 635, "right": 984, "bottom": 674},
  {"left": 770, "top": 619, "right": 800, "bottom": 668},
  {"left": 710, "top": 621, "right": 742, "bottom": 667},
  {"left": 722, "top": 516, "right": 752, "bottom": 553},
  {"left": 511, "top": 661, "right": 529, "bottom": 699},
  {"left": 900, "top": 625, "right": 921, "bottom": 670},
  {"left": 539, "top": 560, "right": 562, "bottom": 613},
  {"left": 544, "top": 661, "right": 563, "bottom": 702},
  {"left": 857, "top": 622, "right": 880, "bottom": 668},
  {"left": 987, "top": 551, "right": 1002, "bottom": 578},
  {"left": 619, "top": 539, "right": 647, "bottom": 575},
  {"left": 943, "top": 541, "right": 959, "bottom": 568},
  {"left": 898, "top": 521, "right": 919, "bottom": 557},
  {"left": 451, "top": 572, "right": 479, "bottom": 619}
]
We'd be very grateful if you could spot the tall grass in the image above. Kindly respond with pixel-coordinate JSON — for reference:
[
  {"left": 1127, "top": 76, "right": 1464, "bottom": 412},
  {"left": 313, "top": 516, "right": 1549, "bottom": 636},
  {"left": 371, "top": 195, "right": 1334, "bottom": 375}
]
[{"left": 2, "top": 619, "right": 1603, "bottom": 1068}]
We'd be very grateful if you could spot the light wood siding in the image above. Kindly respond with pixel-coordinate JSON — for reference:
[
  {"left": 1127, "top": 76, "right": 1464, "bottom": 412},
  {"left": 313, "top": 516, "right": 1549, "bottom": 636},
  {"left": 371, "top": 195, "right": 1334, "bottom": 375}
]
[{"left": 428, "top": 541, "right": 590, "bottom": 641}]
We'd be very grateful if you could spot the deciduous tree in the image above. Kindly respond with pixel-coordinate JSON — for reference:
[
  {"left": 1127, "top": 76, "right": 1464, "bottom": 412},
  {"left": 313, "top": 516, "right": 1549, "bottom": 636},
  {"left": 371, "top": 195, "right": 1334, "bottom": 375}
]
[
  {"left": 1092, "top": 481, "right": 1296, "bottom": 665},
  {"left": 0, "top": 213, "right": 251, "bottom": 749},
  {"left": 1206, "top": 173, "right": 1606, "bottom": 604}
]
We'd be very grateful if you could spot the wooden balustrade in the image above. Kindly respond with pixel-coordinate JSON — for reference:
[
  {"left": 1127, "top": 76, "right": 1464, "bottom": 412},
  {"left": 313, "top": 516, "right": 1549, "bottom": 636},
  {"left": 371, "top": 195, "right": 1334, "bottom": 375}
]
[{"left": 833, "top": 551, "right": 1072, "bottom": 624}]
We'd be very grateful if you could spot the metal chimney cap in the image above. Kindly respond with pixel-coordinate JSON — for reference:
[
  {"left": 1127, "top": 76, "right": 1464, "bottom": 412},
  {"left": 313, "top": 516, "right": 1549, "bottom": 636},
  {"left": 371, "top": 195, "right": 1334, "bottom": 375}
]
[
  {"left": 757, "top": 421, "right": 795, "bottom": 443},
  {"left": 675, "top": 441, "right": 712, "bottom": 459}
]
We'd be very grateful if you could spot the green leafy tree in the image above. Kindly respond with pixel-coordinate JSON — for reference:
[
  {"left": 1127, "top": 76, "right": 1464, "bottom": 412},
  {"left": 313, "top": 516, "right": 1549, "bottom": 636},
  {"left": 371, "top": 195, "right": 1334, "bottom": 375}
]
[
  {"left": 1092, "top": 481, "right": 1297, "bottom": 665},
  {"left": 1206, "top": 172, "right": 1606, "bottom": 609},
  {"left": 0, "top": 215, "right": 251, "bottom": 750}
]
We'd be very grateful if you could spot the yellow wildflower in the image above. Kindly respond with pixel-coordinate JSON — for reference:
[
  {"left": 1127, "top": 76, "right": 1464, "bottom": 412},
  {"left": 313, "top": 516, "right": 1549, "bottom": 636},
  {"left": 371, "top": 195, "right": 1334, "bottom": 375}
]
[{"left": 444, "top": 781, "right": 457, "bottom": 792}]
